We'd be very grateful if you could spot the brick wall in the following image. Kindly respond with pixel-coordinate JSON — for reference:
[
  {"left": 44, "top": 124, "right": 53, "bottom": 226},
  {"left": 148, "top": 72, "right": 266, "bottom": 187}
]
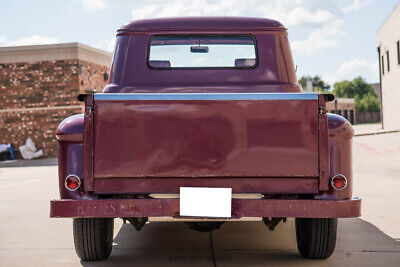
[
  {"left": 326, "top": 98, "right": 356, "bottom": 124},
  {"left": 0, "top": 60, "right": 80, "bottom": 109},
  {"left": 0, "top": 59, "right": 108, "bottom": 157},
  {"left": 79, "top": 60, "right": 109, "bottom": 93}
]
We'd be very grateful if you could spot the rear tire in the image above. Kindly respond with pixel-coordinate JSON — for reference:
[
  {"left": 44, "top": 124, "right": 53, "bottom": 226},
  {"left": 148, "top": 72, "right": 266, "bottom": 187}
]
[
  {"left": 73, "top": 218, "right": 114, "bottom": 261},
  {"left": 295, "top": 218, "right": 337, "bottom": 259}
]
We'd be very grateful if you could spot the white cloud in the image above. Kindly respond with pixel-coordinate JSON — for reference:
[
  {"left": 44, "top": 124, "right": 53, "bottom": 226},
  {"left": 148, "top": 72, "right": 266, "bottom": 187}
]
[
  {"left": 280, "top": 7, "right": 337, "bottom": 27},
  {"left": 0, "top": 35, "right": 58, "bottom": 47},
  {"left": 342, "top": 0, "right": 373, "bottom": 13},
  {"left": 80, "top": 0, "right": 105, "bottom": 10},
  {"left": 131, "top": 0, "right": 340, "bottom": 28},
  {"left": 129, "top": 0, "right": 359, "bottom": 56},
  {"left": 92, "top": 36, "right": 116, "bottom": 52},
  {"left": 74, "top": 0, "right": 375, "bottom": 57},
  {"left": 322, "top": 59, "right": 378, "bottom": 85},
  {"left": 291, "top": 24, "right": 344, "bottom": 56},
  {"left": 132, "top": 0, "right": 236, "bottom": 20}
]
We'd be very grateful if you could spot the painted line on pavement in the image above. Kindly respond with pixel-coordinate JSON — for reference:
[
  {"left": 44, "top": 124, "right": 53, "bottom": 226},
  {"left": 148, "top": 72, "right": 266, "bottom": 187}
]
[{"left": 354, "top": 140, "right": 381, "bottom": 155}]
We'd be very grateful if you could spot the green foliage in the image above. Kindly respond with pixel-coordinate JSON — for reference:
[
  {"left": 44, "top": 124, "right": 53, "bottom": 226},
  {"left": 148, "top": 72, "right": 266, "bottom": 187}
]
[
  {"left": 333, "top": 77, "right": 375, "bottom": 98},
  {"left": 355, "top": 93, "right": 381, "bottom": 112},
  {"left": 298, "top": 75, "right": 330, "bottom": 92},
  {"left": 298, "top": 76, "right": 380, "bottom": 112},
  {"left": 333, "top": 77, "right": 380, "bottom": 112}
]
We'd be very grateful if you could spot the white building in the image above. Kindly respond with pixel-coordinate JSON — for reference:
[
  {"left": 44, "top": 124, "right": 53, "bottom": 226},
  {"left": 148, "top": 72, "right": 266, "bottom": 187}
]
[{"left": 378, "top": 2, "right": 400, "bottom": 130}]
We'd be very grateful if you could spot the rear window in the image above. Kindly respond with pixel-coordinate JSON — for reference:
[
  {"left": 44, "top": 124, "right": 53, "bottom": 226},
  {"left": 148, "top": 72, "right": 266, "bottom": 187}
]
[{"left": 148, "top": 35, "right": 257, "bottom": 69}]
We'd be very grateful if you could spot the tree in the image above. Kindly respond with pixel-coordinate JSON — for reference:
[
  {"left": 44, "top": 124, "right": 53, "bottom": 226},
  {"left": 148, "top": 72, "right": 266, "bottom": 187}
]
[
  {"left": 298, "top": 75, "right": 330, "bottom": 92},
  {"left": 333, "top": 77, "right": 380, "bottom": 112},
  {"left": 356, "top": 92, "right": 381, "bottom": 112}
]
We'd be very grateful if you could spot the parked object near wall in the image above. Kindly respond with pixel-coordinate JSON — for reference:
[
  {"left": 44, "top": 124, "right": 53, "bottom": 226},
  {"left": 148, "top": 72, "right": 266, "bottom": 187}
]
[
  {"left": 18, "top": 138, "right": 44, "bottom": 160},
  {"left": 0, "top": 143, "right": 15, "bottom": 161}
]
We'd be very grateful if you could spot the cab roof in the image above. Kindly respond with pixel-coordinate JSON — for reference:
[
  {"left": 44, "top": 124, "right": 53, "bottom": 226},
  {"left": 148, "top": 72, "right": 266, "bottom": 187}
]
[{"left": 118, "top": 17, "right": 286, "bottom": 33}]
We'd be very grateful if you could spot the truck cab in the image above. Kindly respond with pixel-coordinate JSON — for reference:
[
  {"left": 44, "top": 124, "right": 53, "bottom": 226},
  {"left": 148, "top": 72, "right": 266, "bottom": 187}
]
[{"left": 51, "top": 17, "right": 360, "bottom": 261}]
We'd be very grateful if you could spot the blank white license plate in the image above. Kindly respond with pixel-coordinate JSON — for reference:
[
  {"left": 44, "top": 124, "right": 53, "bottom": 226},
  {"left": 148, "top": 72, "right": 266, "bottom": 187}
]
[{"left": 180, "top": 187, "right": 232, "bottom": 218}]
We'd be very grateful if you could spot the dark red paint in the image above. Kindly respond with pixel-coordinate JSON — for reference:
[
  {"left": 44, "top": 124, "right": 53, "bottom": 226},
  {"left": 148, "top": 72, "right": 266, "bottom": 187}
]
[
  {"left": 106, "top": 18, "right": 298, "bottom": 93},
  {"left": 93, "top": 178, "right": 319, "bottom": 194},
  {"left": 93, "top": 99, "right": 319, "bottom": 179},
  {"left": 50, "top": 198, "right": 361, "bottom": 218},
  {"left": 323, "top": 113, "right": 354, "bottom": 200},
  {"left": 119, "top": 17, "right": 286, "bottom": 32}
]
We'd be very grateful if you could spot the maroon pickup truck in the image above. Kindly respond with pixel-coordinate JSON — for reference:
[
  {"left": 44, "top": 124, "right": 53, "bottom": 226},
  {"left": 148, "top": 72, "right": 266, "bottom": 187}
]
[{"left": 50, "top": 17, "right": 361, "bottom": 261}]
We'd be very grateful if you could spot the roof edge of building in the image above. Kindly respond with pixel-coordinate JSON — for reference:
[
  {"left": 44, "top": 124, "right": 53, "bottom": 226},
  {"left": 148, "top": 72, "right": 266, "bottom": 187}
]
[{"left": 0, "top": 42, "right": 112, "bottom": 67}]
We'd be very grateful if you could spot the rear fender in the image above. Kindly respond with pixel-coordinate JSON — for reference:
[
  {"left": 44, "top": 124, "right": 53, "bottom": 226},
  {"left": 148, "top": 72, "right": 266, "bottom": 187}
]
[
  {"left": 317, "top": 113, "right": 353, "bottom": 200},
  {"left": 57, "top": 114, "right": 96, "bottom": 200}
]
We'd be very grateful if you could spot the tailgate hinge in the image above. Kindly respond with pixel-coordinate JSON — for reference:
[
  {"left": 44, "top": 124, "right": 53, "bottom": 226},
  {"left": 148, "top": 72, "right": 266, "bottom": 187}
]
[
  {"left": 319, "top": 105, "right": 326, "bottom": 115},
  {"left": 86, "top": 106, "right": 94, "bottom": 116}
]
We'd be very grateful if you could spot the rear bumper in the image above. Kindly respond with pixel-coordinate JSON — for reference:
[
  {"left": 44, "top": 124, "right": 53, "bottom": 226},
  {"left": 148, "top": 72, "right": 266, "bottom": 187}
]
[{"left": 50, "top": 197, "right": 361, "bottom": 219}]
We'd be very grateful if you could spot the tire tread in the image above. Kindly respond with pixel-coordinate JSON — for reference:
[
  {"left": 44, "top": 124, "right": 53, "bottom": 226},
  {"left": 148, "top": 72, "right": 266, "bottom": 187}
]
[
  {"left": 73, "top": 218, "right": 113, "bottom": 261},
  {"left": 295, "top": 218, "right": 337, "bottom": 259}
]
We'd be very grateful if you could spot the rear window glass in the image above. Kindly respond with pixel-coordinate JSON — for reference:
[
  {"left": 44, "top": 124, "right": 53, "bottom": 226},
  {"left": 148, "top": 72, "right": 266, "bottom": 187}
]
[{"left": 148, "top": 35, "right": 257, "bottom": 69}]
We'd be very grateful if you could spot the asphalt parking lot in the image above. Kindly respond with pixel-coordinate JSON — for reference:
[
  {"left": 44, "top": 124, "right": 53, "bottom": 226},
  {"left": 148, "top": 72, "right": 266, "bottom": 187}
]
[{"left": 0, "top": 132, "right": 399, "bottom": 266}]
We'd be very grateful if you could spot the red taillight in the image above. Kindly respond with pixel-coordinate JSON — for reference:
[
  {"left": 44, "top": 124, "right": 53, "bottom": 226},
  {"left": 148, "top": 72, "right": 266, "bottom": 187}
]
[
  {"left": 65, "top": 175, "right": 81, "bottom": 191},
  {"left": 331, "top": 174, "right": 347, "bottom": 190}
]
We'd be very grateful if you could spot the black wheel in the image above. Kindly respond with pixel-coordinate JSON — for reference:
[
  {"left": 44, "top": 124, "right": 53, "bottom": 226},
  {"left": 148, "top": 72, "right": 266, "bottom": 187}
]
[
  {"left": 295, "top": 218, "right": 337, "bottom": 259},
  {"left": 73, "top": 218, "right": 114, "bottom": 261}
]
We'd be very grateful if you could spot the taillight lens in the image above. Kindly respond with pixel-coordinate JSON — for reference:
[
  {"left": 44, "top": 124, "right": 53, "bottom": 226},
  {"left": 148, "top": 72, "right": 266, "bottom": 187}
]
[
  {"left": 331, "top": 174, "right": 347, "bottom": 190},
  {"left": 65, "top": 174, "right": 81, "bottom": 191}
]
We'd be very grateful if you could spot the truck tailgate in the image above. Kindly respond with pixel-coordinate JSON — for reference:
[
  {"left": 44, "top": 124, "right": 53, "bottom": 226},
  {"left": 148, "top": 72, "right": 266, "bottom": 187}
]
[{"left": 89, "top": 93, "right": 321, "bottom": 179}]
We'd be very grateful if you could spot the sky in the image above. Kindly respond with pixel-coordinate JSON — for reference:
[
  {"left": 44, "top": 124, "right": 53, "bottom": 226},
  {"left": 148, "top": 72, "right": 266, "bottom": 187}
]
[{"left": 0, "top": 0, "right": 398, "bottom": 86}]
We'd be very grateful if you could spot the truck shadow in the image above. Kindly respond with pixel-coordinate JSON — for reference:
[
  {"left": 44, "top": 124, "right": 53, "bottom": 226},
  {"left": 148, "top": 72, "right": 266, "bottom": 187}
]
[{"left": 81, "top": 218, "right": 400, "bottom": 266}]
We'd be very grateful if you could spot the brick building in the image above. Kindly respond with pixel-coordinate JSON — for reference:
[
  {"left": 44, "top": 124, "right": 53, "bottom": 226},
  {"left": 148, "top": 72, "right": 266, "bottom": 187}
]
[
  {"left": 326, "top": 98, "right": 356, "bottom": 124},
  {"left": 0, "top": 43, "right": 112, "bottom": 157}
]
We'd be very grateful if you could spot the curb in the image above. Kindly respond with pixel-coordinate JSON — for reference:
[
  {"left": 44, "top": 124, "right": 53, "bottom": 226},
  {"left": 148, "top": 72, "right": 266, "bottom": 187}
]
[{"left": 354, "top": 130, "right": 400, "bottom": 137}]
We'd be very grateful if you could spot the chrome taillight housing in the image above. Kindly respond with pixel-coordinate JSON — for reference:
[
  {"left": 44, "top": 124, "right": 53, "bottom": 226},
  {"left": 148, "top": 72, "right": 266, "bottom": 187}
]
[
  {"left": 331, "top": 174, "right": 347, "bottom": 191},
  {"left": 65, "top": 174, "right": 81, "bottom": 191}
]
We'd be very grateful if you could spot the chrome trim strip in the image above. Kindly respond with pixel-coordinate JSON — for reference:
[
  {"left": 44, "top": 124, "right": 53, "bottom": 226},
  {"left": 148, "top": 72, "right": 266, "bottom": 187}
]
[{"left": 94, "top": 93, "right": 318, "bottom": 101}]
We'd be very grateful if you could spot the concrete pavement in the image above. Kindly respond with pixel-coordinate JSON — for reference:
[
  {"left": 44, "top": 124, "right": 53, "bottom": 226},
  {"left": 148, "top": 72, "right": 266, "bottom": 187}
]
[
  {"left": 0, "top": 132, "right": 399, "bottom": 266},
  {"left": 352, "top": 122, "right": 399, "bottom": 136},
  {"left": 353, "top": 122, "right": 382, "bottom": 136}
]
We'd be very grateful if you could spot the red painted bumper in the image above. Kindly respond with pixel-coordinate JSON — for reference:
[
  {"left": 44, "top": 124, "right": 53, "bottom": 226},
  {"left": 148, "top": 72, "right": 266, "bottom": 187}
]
[{"left": 50, "top": 198, "right": 361, "bottom": 218}]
